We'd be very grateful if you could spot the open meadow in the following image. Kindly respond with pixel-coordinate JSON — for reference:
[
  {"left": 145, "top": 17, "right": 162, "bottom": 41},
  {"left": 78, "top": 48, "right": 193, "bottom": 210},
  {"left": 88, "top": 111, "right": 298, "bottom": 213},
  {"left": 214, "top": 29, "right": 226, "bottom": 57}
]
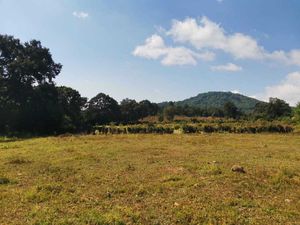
[{"left": 0, "top": 134, "right": 300, "bottom": 225}]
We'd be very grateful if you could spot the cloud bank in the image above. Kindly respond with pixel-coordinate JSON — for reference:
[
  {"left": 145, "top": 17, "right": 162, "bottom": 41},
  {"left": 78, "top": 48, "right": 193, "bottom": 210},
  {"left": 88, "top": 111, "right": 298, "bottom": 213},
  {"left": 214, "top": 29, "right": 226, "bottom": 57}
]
[
  {"left": 133, "top": 34, "right": 214, "bottom": 66},
  {"left": 133, "top": 16, "right": 300, "bottom": 67}
]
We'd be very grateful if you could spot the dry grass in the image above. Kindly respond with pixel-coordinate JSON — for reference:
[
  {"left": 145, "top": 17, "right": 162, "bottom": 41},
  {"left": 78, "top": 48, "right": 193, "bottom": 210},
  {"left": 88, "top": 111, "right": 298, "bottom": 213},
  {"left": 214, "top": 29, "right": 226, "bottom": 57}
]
[{"left": 0, "top": 134, "right": 300, "bottom": 224}]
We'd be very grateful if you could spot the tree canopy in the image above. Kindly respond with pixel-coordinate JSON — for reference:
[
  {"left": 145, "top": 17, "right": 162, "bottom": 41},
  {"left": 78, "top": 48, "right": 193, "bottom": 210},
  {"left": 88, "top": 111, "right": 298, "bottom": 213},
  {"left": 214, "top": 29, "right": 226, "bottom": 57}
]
[
  {"left": 85, "top": 93, "right": 121, "bottom": 125},
  {"left": 253, "top": 98, "right": 292, "bottom": 120},
  {"left": 0, "top": 35, "right": 62, "bottom": 133}
]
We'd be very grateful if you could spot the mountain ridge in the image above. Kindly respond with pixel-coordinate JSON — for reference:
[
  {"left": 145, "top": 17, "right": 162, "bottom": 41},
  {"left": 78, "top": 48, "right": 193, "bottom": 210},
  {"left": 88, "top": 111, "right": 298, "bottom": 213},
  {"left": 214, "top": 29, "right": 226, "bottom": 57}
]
[{"left": 159, "top": 91, "right": 264, "bottom": 113}]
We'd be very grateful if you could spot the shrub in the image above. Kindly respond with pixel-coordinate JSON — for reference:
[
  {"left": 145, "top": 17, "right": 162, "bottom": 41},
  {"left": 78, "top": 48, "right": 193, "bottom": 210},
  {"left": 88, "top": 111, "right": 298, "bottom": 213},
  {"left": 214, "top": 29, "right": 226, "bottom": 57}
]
[
  {"left": 182, "top": 125, "right": 197, "bottom": 133},
  {"left": 0, "top": 177, "right": 10, "bottom": 184},
  {"left": 93, "top": 121, "right": 293, "bottom": 135},
  {"left": 203, "top": 125, "right": 215, "bottom": 133}
]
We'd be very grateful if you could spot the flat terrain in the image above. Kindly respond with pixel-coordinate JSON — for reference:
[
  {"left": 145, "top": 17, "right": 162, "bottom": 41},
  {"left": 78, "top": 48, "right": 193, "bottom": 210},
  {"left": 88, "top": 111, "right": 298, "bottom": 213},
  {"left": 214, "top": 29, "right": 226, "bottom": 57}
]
[{"left": 0, "top": 134, "right": 300, "bottom": 225}]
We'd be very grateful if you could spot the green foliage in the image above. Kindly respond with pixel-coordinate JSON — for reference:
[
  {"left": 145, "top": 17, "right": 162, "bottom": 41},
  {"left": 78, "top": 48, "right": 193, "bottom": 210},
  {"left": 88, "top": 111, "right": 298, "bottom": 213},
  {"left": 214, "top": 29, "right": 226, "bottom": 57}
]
[
  {"left": 161, "top": 103, "right": 225, "bottom": 120},
  {"left": 138, "top": 99, "right": 159, "bottom": 117},
  {"left": 94, "top": 120, "right": 293, "bottom": 135},
  {"left": 85, "top": 93, "right": 121, "bottom": 126},
  {"left": 223, "top": 101, "right": 241, "bottom": 119},
  {"left": 57, "top": 86, "right": 87, "bottom": 132},
  {"left": 267, "top": 98, "right": 292, "bottom": 119},
  {"left": 161, "top": 91, "right": 262, "bottom": 113},
  {"left": 0, "top": 177, "right": 10, "bottom": 184},
  {"left": 293, "top": 102, "right": 300, "bottom": 122},
  {"left": 119, "top": 98, "right": 139, "bottom": 123},
  {"left": 253, "top": 102, "right": 269, "bottom": 119},
  {"left": 0, "top": 35, "right": 62, "bottom": 134},
  {"left": 119, "top": 98, "right": 158, "bottom": 123},
  {"left": 0, "top": 35, "right": 89, "bottom": 135},
  {"left": 253, "top": 98, "right": 292, "bottom": 120},
  {"left": 163, "top": 104, "right": 176, "bottom": 121}
]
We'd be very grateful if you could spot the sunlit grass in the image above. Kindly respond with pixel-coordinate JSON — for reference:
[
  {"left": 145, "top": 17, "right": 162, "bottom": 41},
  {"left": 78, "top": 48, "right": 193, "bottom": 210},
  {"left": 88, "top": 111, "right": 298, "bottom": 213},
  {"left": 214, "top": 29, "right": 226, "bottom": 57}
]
[{"left": 0, "top": 134, "right": 299, "bottom": 224}]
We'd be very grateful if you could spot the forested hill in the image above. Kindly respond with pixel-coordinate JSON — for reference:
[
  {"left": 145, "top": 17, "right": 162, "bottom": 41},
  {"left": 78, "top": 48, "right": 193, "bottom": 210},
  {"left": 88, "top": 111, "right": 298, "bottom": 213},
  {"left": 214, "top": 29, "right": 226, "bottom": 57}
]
[{"left": 160, "top": 92, "right": 263, "bottom": 113}]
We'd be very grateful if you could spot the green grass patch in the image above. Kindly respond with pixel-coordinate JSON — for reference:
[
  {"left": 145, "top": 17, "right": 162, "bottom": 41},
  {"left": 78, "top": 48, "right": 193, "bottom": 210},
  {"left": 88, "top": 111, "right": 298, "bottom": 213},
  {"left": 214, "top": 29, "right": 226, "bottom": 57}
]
[{"left": 0, "top": 134, "right": 299, "bottom": 224}]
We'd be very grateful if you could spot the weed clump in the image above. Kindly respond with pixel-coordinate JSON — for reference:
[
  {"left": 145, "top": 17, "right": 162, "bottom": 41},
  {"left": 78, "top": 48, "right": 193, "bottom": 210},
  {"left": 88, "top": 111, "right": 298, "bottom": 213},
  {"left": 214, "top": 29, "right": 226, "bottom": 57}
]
[
  {"left": 82, "top": 210, "right": 128, "bottom": 225},
  {"left": 0, "top": 177, "right": 10, "bottom": 184},
  {"left": 36, "top": 184, "right": 63, "bottom": 194},
  {"left": 162, "top": 176, "right": 182, "bottom": 182},
  {"left": 25, "top": 184, "right": 63, "bottom": 203},
  {"left": 201, "top": 164, "right": 222, "bottom": 175},
  {"left": 8, "top": 157, "right": 31, "bottom": 164},
  {"left": 271, "top": 168, "right": 299, "bottom": 189}
]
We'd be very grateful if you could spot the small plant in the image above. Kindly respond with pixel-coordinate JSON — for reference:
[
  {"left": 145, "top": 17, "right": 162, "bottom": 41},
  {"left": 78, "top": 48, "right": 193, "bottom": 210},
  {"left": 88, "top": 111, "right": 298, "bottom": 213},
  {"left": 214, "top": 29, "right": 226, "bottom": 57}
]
[
  {"left": 8, "top": 157, "right": 30, "bottom": 164},
  {"left": 0, "top": 177, "right": 10, "bottom": 185},
  {"left": 162, "top": 176, "right": 182, "bottom": 182},
  {"left": 201, "top": 164, "right": 222, "bottom": 176},
  {"left": 126, "top": 164, "right": 136, "bottom": 171},
  {"left": 271, "top": 168, "right": 298, "bottom": 189}
]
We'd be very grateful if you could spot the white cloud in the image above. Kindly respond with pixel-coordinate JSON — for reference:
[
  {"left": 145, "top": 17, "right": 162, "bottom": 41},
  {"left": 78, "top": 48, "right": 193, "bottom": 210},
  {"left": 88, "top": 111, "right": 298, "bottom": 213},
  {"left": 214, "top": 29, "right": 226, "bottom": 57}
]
[
  {"left": 167, "top": 17, "right": 300, "bottom": 65},
  {"left": 133, "top": 16, "right": 300, "bottom": 67},
  {"left": 161, "top": 47, "right": 198, "bottom": 66},
  {"left": 211, "top": 63, "right": 243, "bottom": 72},
  {"left": 167, "top": 17, "right": 265, "bottom": 60},
  {"left": 133, "top": 34, "right": 214, "bottom": 66},
  {"left": 133, "top": 35, "right": 166, "bottom": 59},
  {"left": 72, "top": 11, "right": 89, "bottom": 19},
  {"left": 259, "top": 72, "right": 300, "bottom": 106},
  {"left": 266, "top": 50, "right": 300, "bottom": 66},
  {"left": 289, "top": 50, "right": 300, "bottom": 66}
]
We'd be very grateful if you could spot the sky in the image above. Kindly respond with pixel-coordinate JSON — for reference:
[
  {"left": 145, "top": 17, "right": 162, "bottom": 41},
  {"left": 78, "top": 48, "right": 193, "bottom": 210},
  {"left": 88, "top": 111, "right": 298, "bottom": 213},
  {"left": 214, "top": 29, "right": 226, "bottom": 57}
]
[{"left": 1, "top": 0, "right": 300, "bottom": 105}]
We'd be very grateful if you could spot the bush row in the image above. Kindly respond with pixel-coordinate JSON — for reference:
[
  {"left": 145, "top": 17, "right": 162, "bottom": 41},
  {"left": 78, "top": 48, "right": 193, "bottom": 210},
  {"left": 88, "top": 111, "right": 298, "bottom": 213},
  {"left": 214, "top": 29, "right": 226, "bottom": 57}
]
[
  {"left": 94, "top": 125, "right": 174, "bottom": 134},
  {"left": 94, "top": 123, "right": 293, "bottom": 134}
]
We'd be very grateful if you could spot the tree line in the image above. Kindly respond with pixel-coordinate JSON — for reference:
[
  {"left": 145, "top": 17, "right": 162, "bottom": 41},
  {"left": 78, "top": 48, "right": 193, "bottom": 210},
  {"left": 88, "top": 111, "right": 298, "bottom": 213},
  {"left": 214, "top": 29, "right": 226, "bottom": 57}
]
[
  {"left": 0, "top": 35, "right": 160, "bottom": 134},
  {"left": 161, "top": 98, "right": 293, "bottom": 121},
  {"left": 0, "top": 34, "right": 298, "bottom": 135}
]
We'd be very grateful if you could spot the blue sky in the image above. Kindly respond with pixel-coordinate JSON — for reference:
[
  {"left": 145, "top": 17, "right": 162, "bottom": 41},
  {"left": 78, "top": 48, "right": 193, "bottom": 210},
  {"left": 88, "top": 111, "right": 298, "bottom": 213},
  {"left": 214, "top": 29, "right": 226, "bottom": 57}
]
[{"left": 1, "top": 0, "right": 300, "bottom": 104}]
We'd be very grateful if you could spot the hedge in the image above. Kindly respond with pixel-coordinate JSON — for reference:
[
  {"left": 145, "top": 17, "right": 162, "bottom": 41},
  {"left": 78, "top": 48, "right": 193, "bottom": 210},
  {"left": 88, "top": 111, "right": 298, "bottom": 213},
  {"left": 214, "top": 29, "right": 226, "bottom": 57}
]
[{"left": 94, "top": 122, "right": 293, "bottom": 135}]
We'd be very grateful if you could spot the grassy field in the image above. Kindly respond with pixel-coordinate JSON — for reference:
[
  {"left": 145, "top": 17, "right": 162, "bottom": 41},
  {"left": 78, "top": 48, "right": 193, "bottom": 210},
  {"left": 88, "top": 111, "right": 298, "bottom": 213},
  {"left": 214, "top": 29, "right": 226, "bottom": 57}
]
[{"left": 0, "top": 134, "right": 300, "bottom": 225}]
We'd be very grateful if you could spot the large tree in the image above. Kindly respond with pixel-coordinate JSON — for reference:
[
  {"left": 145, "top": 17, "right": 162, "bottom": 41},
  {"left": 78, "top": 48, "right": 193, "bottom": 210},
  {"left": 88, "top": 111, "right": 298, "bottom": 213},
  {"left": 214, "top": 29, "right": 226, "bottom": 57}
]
[
  {"left": 120, "top": 98, "right": 140, "bottom": 123},
  {"left": 293, "top": 102, "right": 300, "bottom": 122},
  {"left": 85, "top": 93, "right": 120, "bottom": 125},
  {"left": 253, "top": 102, "right": 269, "bottom": 119},
  {"left": 163, "top": 103, "right": 176, "bottom": 121},
  {"left": 0, "top": 34, "right": 62, "bottom": 133},
  {"left": 267, "top": 98, "right": 291, "bottom": 119},
  {"left": 253, "top": 98, "right": 291, "bottom": 120},
  {"left": 57, "top": 86, "right": 87, "bottom": 132},
  {"left": 223, "top": 101, "right": 240, "bottom": 119},
  {"left": 137, "top": 100, "right": 159, "bottom": 118},
  {"left": 119, "top": 99, "right": 159, "bottom": 123}
]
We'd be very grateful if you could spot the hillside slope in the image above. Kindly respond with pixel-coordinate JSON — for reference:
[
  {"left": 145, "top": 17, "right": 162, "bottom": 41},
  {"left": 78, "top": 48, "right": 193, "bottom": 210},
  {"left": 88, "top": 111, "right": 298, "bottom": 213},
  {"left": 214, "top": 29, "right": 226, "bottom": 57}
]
[{"left": 161, "top": 92, "right": 263, "bottom": 113}]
